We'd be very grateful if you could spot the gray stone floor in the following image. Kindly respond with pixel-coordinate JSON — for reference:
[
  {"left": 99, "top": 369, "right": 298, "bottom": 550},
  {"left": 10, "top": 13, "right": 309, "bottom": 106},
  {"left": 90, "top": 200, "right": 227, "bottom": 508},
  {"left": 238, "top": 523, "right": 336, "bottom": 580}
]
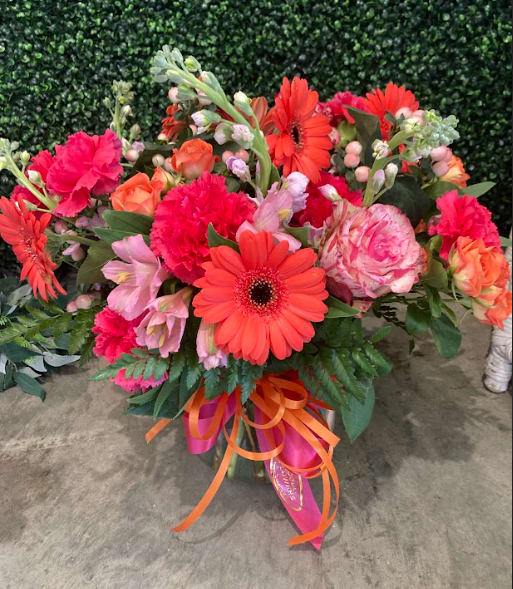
[{"left": 0, "top": 319, "right": 511, "bottom": 589}]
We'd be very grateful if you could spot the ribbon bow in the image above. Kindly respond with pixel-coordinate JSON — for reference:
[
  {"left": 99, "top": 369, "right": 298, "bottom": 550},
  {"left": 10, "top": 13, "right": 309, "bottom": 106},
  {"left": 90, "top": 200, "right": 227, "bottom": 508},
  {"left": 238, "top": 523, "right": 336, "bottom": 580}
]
[{"left": 146, "top": 374, "right": 341, "bottom": 549}]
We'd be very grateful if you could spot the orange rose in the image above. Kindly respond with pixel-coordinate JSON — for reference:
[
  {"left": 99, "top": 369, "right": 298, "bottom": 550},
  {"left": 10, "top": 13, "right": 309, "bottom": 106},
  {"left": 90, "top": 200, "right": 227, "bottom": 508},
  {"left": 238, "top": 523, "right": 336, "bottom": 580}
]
[
  {"left": 171, "top": 139, "right": 215, "bottom": 180},
  {"left": 111, "top": 168, "right": 166, "bottom": 217},
  {"left": 439, "top": 155, "right": 470, "bottom": 188},
  {"left": 471, "top": 286, "right": 512, "bottom": 329},
  {"left": 449, "top": 236, "right": 509, "bottom": 297}
]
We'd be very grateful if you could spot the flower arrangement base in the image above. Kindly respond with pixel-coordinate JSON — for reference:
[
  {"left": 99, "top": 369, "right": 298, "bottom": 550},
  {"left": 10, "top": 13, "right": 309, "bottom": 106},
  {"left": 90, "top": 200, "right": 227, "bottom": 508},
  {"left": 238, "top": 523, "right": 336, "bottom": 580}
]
[{"left": 198, "top": 420, "right": 269, "bottom": 483}]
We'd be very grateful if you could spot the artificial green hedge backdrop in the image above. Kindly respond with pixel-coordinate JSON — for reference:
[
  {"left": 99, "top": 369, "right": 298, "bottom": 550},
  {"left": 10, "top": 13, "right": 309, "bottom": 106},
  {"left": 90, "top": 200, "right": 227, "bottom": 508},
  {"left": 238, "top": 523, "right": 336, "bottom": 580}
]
[{"left": 1, "top": 0, "right": 511, "bottom": 273}]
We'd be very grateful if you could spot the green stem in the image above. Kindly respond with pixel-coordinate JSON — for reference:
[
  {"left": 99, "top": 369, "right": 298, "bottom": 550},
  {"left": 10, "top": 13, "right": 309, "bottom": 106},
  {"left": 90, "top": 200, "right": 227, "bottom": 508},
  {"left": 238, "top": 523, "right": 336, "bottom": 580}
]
[
  {"left": 227, "top": 419, "right": 244, "bottom": 479},
  {"left": 6, "top": 153, "right": 56, "bottom": 210},
  {"left": 47, "top": 231, "right": 98, "bottom": 247},
  {"left": 176, "top": 67, "right": 272, "bottom": 192}
]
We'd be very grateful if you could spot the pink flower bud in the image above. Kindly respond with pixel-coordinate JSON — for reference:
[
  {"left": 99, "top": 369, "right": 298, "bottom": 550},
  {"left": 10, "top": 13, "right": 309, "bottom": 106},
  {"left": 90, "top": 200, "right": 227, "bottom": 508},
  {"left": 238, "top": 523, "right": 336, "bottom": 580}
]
[
  {"left": 344, "top": 152, "right": 360, "bottom": 168},
  {"left": 430, "top": 145, "right": 452, "bottom": 162},
  {"left": 432, "top": 161, "right": 450, "bottom": 177},
  {"left": 168, "top": 87, "right": 180, "bottom": 104},
  {"left": 395, "top": 107, "right": 412, "bottom": 119},
  {"left": 329, "top": 127, "right": 341, "bottom": 146},
  {"left": 75, "top": 216, "right": 91, "bottom": 229},
  {"left": 234, "top": 149, "right": 249, "bottom": 163},
  {"left": 71, "top": 246, "right": 86, "bottom": 262},
  {"left": 54, "top": 220, "right": 67, "bottom": 234},
  {"left": 66, "top": 301, "right": 78, "bottom": 313},
  {"left": 222, "top": 150, "right": 234, "bottom": 163},
  {"left": 152, "top": 154, "right": 165, "bottom": 167},
  {"left": 125, "top": 149, "right": 140, "bottom": 162},
  {"left": 75, "top": 294, "right": 94, "bottom": 310},
  {"left": 197, "top": 90, "right": 212, "bottom": 106},
  {"left": 164, "top": 157, "right": 174, "bottom": 172},
  {"left": 355, "top": 166, "right": 370, "bottom": 183},
  {"left": 345, "top": 141, "right": 363, "bottom": 155}
]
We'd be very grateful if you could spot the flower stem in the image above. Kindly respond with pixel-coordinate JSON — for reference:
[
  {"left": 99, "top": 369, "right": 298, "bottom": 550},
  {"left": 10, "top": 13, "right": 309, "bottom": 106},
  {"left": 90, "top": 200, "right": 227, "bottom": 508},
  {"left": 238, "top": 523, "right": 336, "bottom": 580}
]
[{"left": 227, "top": 419, "right": 245, "bottom": 479}]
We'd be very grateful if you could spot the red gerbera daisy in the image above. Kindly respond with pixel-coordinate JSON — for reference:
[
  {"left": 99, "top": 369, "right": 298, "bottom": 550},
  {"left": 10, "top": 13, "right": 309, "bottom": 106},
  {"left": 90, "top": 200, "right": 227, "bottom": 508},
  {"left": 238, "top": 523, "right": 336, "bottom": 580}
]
[
  {"left": 0, "top": 196, "right": 66, "bottom": 301},
  {"left": 193, "top": 231, "right": 328, "bottom": 365},
  {"left": 266, "top": 77, "right": 333, "bottom": 183},
  {"left": 362, "top": 83, "right": 419, "bottom": 140},
  {"left": 161, "top": 105, "right": 186, "bottom": 141}
]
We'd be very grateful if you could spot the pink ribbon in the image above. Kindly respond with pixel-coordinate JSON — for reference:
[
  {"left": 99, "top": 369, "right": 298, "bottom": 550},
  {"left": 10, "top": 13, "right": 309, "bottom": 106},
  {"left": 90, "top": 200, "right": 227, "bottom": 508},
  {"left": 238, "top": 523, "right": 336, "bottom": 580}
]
[{"left": 182, "top": 395, "right": 329, "bottom": 549}]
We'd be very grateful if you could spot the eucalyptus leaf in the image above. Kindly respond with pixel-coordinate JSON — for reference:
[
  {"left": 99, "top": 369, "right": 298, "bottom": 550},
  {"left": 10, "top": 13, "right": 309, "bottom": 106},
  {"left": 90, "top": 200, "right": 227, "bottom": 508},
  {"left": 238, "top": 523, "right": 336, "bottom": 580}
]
[{"left": 15, "top": 372, "right": 46, "bottom": 400}]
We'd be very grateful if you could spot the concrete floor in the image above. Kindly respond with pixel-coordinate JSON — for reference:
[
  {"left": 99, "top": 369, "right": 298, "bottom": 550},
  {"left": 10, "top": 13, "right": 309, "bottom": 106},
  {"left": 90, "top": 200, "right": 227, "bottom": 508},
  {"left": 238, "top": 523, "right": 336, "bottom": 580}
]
[{"left": 0, "top": 319, "right": 511, "bottom": 589}]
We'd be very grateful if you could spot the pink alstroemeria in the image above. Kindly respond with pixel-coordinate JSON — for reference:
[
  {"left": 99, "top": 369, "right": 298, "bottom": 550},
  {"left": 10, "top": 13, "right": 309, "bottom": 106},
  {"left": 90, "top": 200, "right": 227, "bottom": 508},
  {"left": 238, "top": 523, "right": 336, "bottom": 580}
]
[
  {"left": 236, "top": 172, "right": 309, "bottom": 251},
  {"left": 135, "top": 288, "right": 193, "bottom": 357},
  {"left": 103, "top": 234, "right": 169, "bottom": 320},
  {"left": 196, "top": 320, "right": 228, "bottom": 370}
]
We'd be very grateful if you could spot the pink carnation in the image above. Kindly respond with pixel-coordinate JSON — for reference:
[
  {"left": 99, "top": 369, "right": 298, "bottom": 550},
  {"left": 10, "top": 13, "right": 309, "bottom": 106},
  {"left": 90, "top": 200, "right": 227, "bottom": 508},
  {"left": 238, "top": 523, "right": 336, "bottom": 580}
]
[
  {"left": 293, "top": 172, "right": 363, "bottom": 229},
  {"left": 428, "top": 190, "right": 501, "bottom": 260},
  {"left": 150, "top": 172, "right": 255, "bottom": 284},
  {"left": 319, "top": 201, "right": 426, "bottom": 300},
  {"left": 319, "top": 91, "right": 370, "bottom": 125},
  {"left": 46, "top": 129, "right": 122, "bottom": 217},
  {"left": 12, "top": 150, "right": 55, "bottom": 216},
  {"left": 92, "top": 307, "right": 140, "bottom": 363}
]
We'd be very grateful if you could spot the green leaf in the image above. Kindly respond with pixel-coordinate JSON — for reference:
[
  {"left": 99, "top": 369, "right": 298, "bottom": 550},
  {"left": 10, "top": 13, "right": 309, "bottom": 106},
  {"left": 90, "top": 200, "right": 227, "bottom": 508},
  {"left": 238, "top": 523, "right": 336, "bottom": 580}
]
[
  {"left": 284, "top": 225, "right": 309, "bottom": 247},
  {"left": 424, "top": 180, "right": 460, "bottom": 199},
  {"left": 93, "top": 227, "right": 150, "bottom": 246},
  {"left": 379, "top": 176, "right": 433, "bottom": 227},
  {"left": 207, "top": 223, "right": 240, "bottom": 251},
  {"left": 153, "top": 380, "right": 174, "bottom": 418},
  {"left": 14, "top": 372, "right": 46, "bottom": 401},
  {"left": 168, "top": 351, "right": 186, "bottom": 382},
  {"left": 325, "top": 296, "right": 359, "bottom": 318},
  {"left": 368, "top": 325, "right": 391, "bottom": 344},
  {"left": 76, "top": 242, "right": 115, "bottom": 285},
  {"left": 500, "top": 236, "right": 512, "bottom": 248},
  {"left": 346, "top": 106, "right": 381, "bottom": 166},
  {"left": 405, "top": 304, "right": 431, "bottom": 335},
  {"left": 430, "top": 313, "right": 462, "bottom": 359},
  {"left": 142, "top": 356, "right": 157, "bottom": 380},
  {"left": 463, "top": 182, "right": 495, "bottom": 198},
  {"left": 186, "top": 358, "right": 203, "bottom": 390},
  {"left": 102, "top": 210, "right": 154, "bottom": 235},
  {"left": 128, "top": 386, "right": 159, "bottom": 405},
  {"left": 340, "top": 378, "right": 375, "bottom": 443},
  {"left": 426, "top": 287, "right": 442, "bottom": 319},
  {"left": 422, "top": 256, "right": 448, "bottom": 289}
]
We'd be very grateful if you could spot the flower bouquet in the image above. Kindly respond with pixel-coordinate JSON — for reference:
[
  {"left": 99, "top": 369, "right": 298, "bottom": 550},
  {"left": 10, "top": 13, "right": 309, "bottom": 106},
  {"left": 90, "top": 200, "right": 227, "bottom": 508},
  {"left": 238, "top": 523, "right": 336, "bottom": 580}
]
[{"left": 0, "top": 46, "right": 511, "bottom": 548}]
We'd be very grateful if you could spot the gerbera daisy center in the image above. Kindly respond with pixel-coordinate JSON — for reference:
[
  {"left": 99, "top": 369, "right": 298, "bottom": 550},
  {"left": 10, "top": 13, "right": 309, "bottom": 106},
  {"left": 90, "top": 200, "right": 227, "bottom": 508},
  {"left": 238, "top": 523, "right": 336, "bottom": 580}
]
[
  {"left": 290, "top": 122, "right": 303, "bottom": 148},
  {"left": 234, "top": 267, "right": 287, "bottom": 318},
  {"left": 249, "top": 280, "right": 274, "bottom": 305}
]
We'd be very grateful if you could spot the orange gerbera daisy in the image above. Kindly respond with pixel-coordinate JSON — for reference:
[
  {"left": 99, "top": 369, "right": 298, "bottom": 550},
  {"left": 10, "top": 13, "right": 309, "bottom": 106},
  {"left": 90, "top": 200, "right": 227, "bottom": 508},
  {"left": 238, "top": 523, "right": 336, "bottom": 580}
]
[
  {"left": 0, "top": 197, "right": 66, "bottom": 301},
  {"left": 193, "top": 231, "right": 328, "bottom": 365},
  {"left": 266, "top": 77, "right": 333, "bottom": 183},
  {"left": 363, "top": 83, "right": 419, "bottom": 140}
]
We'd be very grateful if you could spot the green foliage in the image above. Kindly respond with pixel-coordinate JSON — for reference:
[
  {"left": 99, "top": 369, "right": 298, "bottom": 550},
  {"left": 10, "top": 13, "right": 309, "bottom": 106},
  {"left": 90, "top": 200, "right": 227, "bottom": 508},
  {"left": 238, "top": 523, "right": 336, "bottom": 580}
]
[
  {"left": 0, "top": 0, "right": 510, "bottom": 274},
  {"left": 0, "top": 283, "right": 87, "bottom": 400}
]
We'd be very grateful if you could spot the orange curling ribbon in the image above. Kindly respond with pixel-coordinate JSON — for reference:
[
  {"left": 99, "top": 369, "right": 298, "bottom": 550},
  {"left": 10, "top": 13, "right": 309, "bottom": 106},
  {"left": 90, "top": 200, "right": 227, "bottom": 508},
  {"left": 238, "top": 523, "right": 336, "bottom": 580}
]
[{"left": 164, "top": 374, "right": 341, "bottom": 548}]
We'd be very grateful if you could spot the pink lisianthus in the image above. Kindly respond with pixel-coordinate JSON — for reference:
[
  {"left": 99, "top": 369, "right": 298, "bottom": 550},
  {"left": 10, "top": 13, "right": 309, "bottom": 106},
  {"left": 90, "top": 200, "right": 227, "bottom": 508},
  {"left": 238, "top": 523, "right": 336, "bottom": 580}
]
[
  {"left": 135, "top": 288, "right": 193, "bottom": 357},
  {"left": 103, "top": 234, "right": 169, "bottom": 321},
  {"left": 428, "top": 190, "right": 501, "bottom": 260},
  {"left": 12, "top": 150, "right": 55, "bottom": 216},
  {"left": 318, "top": 91, "right": 370, "bottom": 125},
  {"left": 319, "top": 201, "right": 426, "bottom": 300},
  {"left": 236, "top": 172, "right": 309, "bottom": 251},
  {"left": 46, "top": 129, "right": 123, "bottom": 216},
  {"left": 196, "top": 320, "right": 228, "bottom": 370}
]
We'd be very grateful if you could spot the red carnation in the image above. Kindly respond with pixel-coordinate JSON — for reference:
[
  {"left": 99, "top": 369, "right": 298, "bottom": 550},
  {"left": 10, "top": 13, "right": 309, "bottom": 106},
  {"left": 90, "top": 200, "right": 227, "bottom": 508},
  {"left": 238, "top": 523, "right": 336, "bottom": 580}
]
[
  {"left": 319, "top": 91, "right": 370, "bottom": 126},
  {"left": 293, "top": 172, "right": 362, "bottom": 228},
  {"left": 46, "top": 129, "right": 123, "bottom": 217},
  {"left": 150, "top": 172, "right": 255, "bottom": 284}
]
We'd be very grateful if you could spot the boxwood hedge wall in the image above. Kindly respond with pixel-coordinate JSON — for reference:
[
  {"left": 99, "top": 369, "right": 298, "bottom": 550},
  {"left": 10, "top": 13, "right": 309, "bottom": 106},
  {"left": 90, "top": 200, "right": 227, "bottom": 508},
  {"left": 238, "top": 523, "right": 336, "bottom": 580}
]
[{"left": 0, "top": 0, "right": 511, "bottom": 273}]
